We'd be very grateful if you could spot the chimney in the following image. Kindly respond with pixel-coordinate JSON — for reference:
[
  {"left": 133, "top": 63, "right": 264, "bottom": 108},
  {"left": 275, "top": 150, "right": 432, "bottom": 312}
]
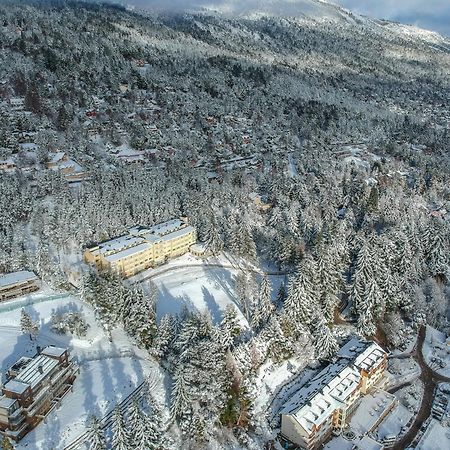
[{"left": 38, "top": 364, "right": 43, "bottom": 374}]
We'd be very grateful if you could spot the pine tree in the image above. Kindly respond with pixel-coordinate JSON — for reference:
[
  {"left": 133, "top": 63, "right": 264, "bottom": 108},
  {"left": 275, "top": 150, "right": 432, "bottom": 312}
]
[
  {"left": 313, "top": 320, "right": 338, "bottom": 360},
  {"left": 111, "top": 405, "right": 130, "bottom": 450},
  {"left": 87, "top": 416, "right": 106, "bottom": 450},
  {"left": 220, "top": 304, "right": 241, "bottom": 349},
  {"left": 152, "top": 314, "right": 174, "bottom": 359},
  {"left": 204, "top": 215, "right": 223, "bottom": 255},
  {"left": 170, "top": 367, "right": 191, "bottom": 424},
  {"left": 20, "top": 308, "right": 38, "bottom": 340}
]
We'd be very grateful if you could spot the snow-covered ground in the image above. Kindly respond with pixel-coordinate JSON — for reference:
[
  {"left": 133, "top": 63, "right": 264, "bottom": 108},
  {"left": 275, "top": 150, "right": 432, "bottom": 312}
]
[
  {"left": 0, "top": 293, "right": 166, "bottom": 450},
  {"left": 136, "top": 252, "right": 284, "bottom": 326},
  {"left": 150, "top": 265, "right": 248, "bottom": 326},
  {"left": 388, "top": 357, "right": 420, "bottom": 389},
  {"left": 423, "top": 326, "right": 450, "bottom": 378}
]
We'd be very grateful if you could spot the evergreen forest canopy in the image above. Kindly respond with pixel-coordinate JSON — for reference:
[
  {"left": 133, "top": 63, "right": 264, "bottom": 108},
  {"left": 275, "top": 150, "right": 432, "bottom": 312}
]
[{"left": 0, "top": 0, "right": 448, "bottom": 447}]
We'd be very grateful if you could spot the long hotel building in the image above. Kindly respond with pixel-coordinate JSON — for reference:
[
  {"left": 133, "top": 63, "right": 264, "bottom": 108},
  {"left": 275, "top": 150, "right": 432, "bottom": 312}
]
[{"left": 84, "top": 218, "right": 197, "bottom": 278}]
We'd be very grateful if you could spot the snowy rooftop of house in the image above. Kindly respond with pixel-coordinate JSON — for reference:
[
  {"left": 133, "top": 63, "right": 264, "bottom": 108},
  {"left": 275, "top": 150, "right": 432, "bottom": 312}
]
[
  {"left": 104, "top": 241, "right": 153, "bottom": 263},
  {"left": 281, "top": 358, "right": 349, "bottom": 415},
  {"left": 41, "top": 346, "right": 67, "bottom": 358},
  {"left": 353, "top": 342, "right": 386, "bottom": 372},
  {"left": 0, "top": 271, "right": 38, "bottom": 289},
  {"left": 57, "top": 159, "right": 84, "bottom": 173},
  {"left": 143, "top": 219, "right": 186, "bottom": 236},
  {"left": 159, "top": 226, "right": 195, "bottom": 242},
  {"left": 91, "top": 219, "right": 192, "bottom": 259},
  {"left": 48, "top": 151, "right": 66, "bottom": 164},
  {"left": 375, "top": 402, "right": 412, "bottom": 441},
  {"left": 282, "top": 361, "right": 361, "bottom": 433},
  {"left": 0, "top": 396, "right": 17, "bottom": 410},
  {"left": 94, "top": 235, "right": 147, "bottom": 255},
  {"left": 281, "top": 339, "right": 388, "bottom": 431},
  {"left": 13, "top": 353, "right": 59, "bottom": 389},
  {"left": 0, "top": 157, "right": 16, "bottom": 165},
  {"left": 3, "top": 379, "right": 29, "bottom": 395},
  {"left": 349, "top": 390, "right": 396, "bottom": 436}
]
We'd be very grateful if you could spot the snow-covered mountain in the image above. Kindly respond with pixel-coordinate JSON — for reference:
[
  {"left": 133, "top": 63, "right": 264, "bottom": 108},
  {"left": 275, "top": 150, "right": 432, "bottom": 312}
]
[{"left": 129, "top": 0, "right": 352, "bottom": 19}]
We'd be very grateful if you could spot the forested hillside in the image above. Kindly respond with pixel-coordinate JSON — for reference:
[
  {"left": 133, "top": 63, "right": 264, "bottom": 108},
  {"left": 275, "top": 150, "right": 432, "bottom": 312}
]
[{"left": 0, "top": 1, "right": 448, "bottom": 448}]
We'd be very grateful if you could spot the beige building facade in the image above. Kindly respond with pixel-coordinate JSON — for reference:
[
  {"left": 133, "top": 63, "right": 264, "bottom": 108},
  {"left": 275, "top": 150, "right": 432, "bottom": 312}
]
[
  {"left": 84, "top": 219, "right": 197, "bottom": 278},
  {"left": 281, "top": 340, "right": 388, "bottom": 450},
  {"left": 0, "top": 271, "right": 40, "bottom": 302},
  {"left": 0, "top": 347, "right": 77, "bottom": 441}
]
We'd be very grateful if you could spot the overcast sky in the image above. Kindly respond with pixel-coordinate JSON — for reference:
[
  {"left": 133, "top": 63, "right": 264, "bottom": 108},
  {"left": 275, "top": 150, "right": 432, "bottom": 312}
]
[{"left": 334, "top": 0, "right": 450, "bottom": 36}]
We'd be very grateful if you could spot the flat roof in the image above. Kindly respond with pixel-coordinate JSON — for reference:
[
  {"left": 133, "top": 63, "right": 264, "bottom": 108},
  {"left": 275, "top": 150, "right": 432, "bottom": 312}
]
[
  {"left": 0, "top": 271, "right": 38, "bottom": 289},
  {"left": 3, "top": 379, "right": 29, "bottom": 395},
  {"left": 41, "top": 346, "right": 66, "bottom": 358},
  {"left": 0, "top": 396, "right": 18, "bottom": 409}
]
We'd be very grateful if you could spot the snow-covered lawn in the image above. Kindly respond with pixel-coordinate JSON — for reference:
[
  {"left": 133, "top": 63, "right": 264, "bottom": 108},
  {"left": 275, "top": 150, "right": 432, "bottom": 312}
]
[
  {"left": 423, "top": 326, "right": 450, "bottom": 378},
  {"left": 0, "top": 293, "right": 166, "bottom": 450},
  {"left": 140, "top": 257, "right": 284, "bottom": 327},
  {"left": 149, "top": 265, "right": 247, "bottom": 326}
]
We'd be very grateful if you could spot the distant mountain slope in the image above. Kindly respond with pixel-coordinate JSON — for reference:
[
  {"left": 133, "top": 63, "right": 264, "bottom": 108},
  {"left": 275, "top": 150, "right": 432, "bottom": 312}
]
[{"left": 129, "top": 0, "right": 353, "bottom": 20}]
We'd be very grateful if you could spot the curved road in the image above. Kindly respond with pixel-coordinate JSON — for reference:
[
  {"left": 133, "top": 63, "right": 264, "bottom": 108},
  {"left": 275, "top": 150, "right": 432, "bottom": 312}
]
[{"left": 392, "top": 325, "right": 450, "bottom": 450}]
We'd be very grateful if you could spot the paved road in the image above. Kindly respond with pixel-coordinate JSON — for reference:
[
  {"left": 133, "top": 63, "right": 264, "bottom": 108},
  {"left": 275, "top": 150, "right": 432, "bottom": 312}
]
[{"left": 392, "top": 325, "right": 450, "bottom": 449}]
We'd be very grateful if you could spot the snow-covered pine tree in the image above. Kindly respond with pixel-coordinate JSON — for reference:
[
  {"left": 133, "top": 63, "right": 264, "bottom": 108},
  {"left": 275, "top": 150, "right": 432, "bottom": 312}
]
[
  {"left": 20, "top": 308, "right": 38, "bottom": 340},
  {"left": 204, "top": 214, "right": 223, "bottom": 255},
  {"left": 313, "top": 319, "right": 338, "bottom": 360},
  {"left": 111, "top": 405, "right": 130, "bottom": 450},
  {"left": 220, "top": 304, "right": 242, "bottom": 349},
  {"left": 87, "top": 415, "right": 106, "bottom": 450},
  {"left": 170, "top": 367, "right": 191, "bottom": 424},
  {"left": 152, "top": 314, "right": 174, "bottom": 359}
]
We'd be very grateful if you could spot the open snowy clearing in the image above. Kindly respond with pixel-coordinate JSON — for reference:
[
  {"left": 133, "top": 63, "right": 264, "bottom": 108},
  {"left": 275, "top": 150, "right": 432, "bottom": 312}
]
[
  {"left": 145, "top": 264, "right": 284, "bottom": 327},
  {"left": 149, "top": 265, "right": 246, "bottom": 326},
  {"left": 0, "top": 294, "right": 166, "bottom": 450}
]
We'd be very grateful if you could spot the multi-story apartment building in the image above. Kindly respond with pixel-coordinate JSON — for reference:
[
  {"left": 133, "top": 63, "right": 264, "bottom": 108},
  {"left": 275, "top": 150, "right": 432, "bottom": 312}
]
[
  {"left": 281, "top": 340, "right": 388, "bottom": 450},
  {"left": 0, "top": 271, "right": 39, "bottom": 302},
  {"left": 0, "top": 346, "right": 77, "bottom": 441},
  {"left": 84, "top": 218, "right": 197, "bottom": 278}
]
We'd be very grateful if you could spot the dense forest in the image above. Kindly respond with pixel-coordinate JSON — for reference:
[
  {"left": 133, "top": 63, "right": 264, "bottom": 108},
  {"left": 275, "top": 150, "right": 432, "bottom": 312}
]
[{"left": 0, "top": 1, "right": 448, "bottom": 448}]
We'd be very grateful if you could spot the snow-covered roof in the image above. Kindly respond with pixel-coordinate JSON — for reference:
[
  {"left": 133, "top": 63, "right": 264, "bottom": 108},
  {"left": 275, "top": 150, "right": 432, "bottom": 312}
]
[
  {"left": 41, "top": 346, "right": 67, "bottom": 358},
  {"left": 3, "top": 379, "right": 30, "bottom": 395},
  {"left": 0, "top": 396, "right": 17, "bottom": 410},
  {"left": 49, "top": 151, "right": 67, "bottom": 164},
  {"left": 353, "top": 342, "right": 386, "bottom": 372},
  {"left": 282, "top": 360, "right": 361, "bottom": 433},
  {"left": 349, "top": 390, "right": 396, "bottom": 436},
  {"left": 282, "top": 339, "right": 388, "bottom": 433},
  {"left": 91, "top": 219, "right": 194, "bottom": 262},
  {"left": 159, "top": 226, "right": 195, "bottom": 242},
  {"left": 13, "top": 354, "right": 59, "bottom": 389},
  {"left": 144, "top": 219, "right": 185, "bottom": 236},
  {"left": 105, "top": 241, "right": 153, "bottom": 263},
  {"left": 0, "top": 271, "right": 38, "bottom": 289}
]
